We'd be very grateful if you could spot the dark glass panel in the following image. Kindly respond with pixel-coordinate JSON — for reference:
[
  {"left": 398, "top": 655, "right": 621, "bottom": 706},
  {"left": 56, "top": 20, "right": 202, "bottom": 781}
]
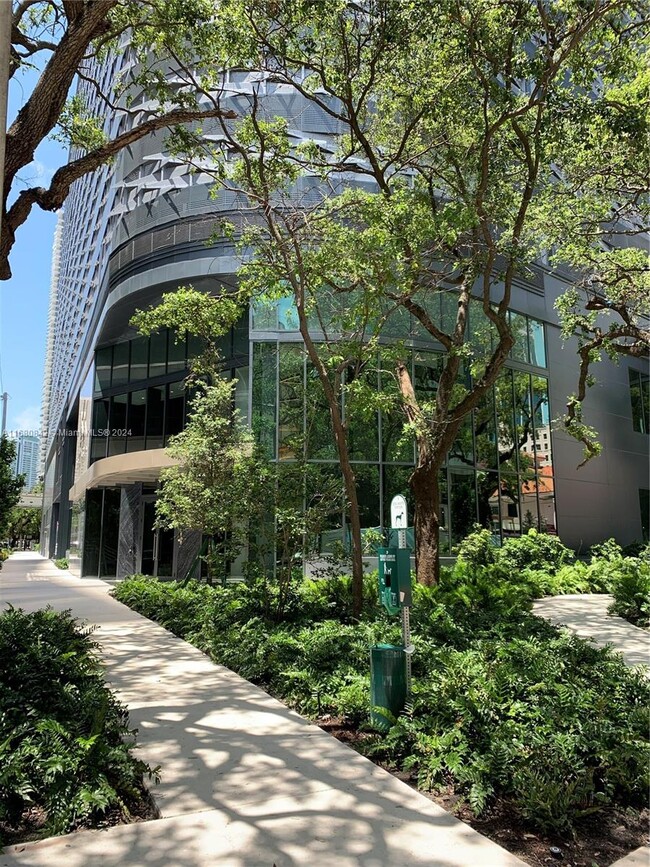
[
  {"left": 509, "top": 311, "right": 530, "bottom": 362},
  {"left": 90, "top": 399, "right": 109, "bottom": 462},
  {"left": 165, "top": 381, "right": 185, "bottom": 441},
  {"left": 146, "top": 385, "right": 165, "bottom": 449},
  {"left": 449, "top": 416, "right": 474, "bottom": 467},
  {"left": 94, "top": 347, "right": 112, "bottom": 394},
  {"left": 306, "top": 358, "right": 337, "bottom": 460},
  {"left": 476, "top": 469, "right": 499, "bottom": 533},
  {"left": 347, "top": 364, "right": 379, "bottom": 462},
  {"left": 354, "top": 464, "right": 381, "bottom": 531},
  {"left": 278, "top": 344, "right": 304, "bottom": 461},
  {"left": 629, "top": 368, "right": 649, "bottom": 434},
  {"left": 82, "top": 490, "right": 102, "bottom": 577},
  {"left": 450, "top": 470, "right": 476, "bottom": 547},
  {"left": 130, "top": 336, "right": 148, "bottom": 382},
  {"left": 497, "top": 473, "right": 520, "bottom": 538},
  {"left": 112, "top": 342, "right": 129, "bottom": 388},
  {"left": 187, "top": 333, "right": 205, "bottom": 366},
  {"left": 305, "top": 463, "right": 344, "bottom": 555},
  {"left": 108, "top": 393, "right": 128, "bottom": 456},
  {"left": 99, "top": 489, "right": 120, "bottom": 578},
  {"left": 149, "top": 330, "right": 167, "bottom": 378},
  {"left": 512, "top": 371, "right": 534, "bottom": 479},
  {"left": 474, "top": 388, "right": 498, "bottom": 469},
  {"left": 234, "top": 366, "right": 249, "bottom": 423},
  {"left": 639, "top": 489, "right": 649, "bottom": 542},
  {"left": 167, "top": 330, "right": 186, "bottom": 374},
  {"left": 252, "top": 342, "right": 277, "bottom": 458},
  {"left": 127, "top": 389, "right": 147, "bottom": 452}
]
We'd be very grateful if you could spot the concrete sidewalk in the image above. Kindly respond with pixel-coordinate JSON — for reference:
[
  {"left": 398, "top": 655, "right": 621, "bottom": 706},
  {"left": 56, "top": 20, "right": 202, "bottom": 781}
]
[
  {"left": 0, "top": 553, "right": 526, "bottom": 867},
  {"left": 532, "top": 594, "right": 650, "bottom": 671}
]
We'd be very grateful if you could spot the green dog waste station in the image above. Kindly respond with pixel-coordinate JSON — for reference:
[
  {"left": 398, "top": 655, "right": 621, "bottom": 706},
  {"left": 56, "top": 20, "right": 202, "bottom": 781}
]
[
  {"left": 370, "top": 517, "right": 413, "bottom": 731},
  {"left": 370, "top": 643, "right": 408, "bottom": 731}
]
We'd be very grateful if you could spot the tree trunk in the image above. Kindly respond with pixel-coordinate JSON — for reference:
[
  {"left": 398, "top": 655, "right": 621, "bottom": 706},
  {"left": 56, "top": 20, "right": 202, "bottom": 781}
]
[{"left": 411, "top": 460, "right": 442, "bottom": 586}]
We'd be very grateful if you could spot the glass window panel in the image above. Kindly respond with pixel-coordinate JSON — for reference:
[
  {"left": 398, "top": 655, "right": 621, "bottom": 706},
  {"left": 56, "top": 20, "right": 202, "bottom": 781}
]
[
  {"left": 130, "top": 336, "right": 148, "bottom": 382},
  {"left": 414, "top": 351, "right": 442, "bottom": 401},
  {"left": 509, "top": 311, "right": 530, "bottom": 362},
  {"left": 233, "top": 315, "right": 248, "bottom": 360},
  {"left": 469, "top": 307, "right": 498, "bottom": 360},
  {"left": 108, "top": 393, "right": 128, "bottom": 456},
  {"left": 278, "top": 296, "right": 299, "bottom": 330},
  {"left": 495, "top": 369, "right": 517, "bottom": 475},
  {"left": 474, "top": 388, "right": 498, "bottom": 469},
  {"left": 476, "top": 469, "right": 499, "bottom": 534},
  {"left": 629, "top": 368, "right": 649, "bottom": 434},
  {"left": 531, "top": 376, "right": 552, "bottom": 473},
  {"left": 354, "top": 464, "right": 381, "bottom": 533},
  {"left": 99, "top": 489, "right": 121, "bottom": 578},
  {"left": 146, "top": 385, "right": 165, "bottom": 449},
  {"left": 278, "top": 344, "right": 304, "bottom": 461},
  {"left": 306, "top": 359, "right": 337, "bottom": 460},
  {"left": 112, "top": 342, "right": 129, "bottom": 388},
  {"left": 167, "top": 330, "right": 186, "bottom": 374},
  {"left": 90, "top": 399, "right": 109, "bottom": 462},
  {"left": 347, "top": 365, "right": 379, "bottom": 462},
  {"left": 497, "top": 473, "right": 520, "bottom": 538},
  {"left": 234, "top": 366, "right": 249, "bottom": 423},
  {"left": 537, "top": 472, "right": 557, "bottom": 534},
  {"left": 528, "top": 318, "right": 546, "bottom": 367},
  {"left": 127, "top": 389, "right": 147, "bottom": 452},
  {"left": 305, "top": 463, "right": 344, "bottom": 555},
  {"left": 449, "top": 417, "right": 474, "bottom": 467},
  {"left": 165, "top": 381, "right": 185, "bottom": 442},
  {"left": 441, "top": 291, "right": 458, "bottom": 335},
  {"left": 251, "top": 297, "right": 277, "bottom": 330},
  {"left": 450, "top": 470, "right": 476, "bottom": 547},
  {"left": 512, "top": 371, "right": 533, "bottom": 476},
  {"left": 82, "top": 490, "right": 102, "bottom": 577},
  {"left": 94, "top": 347, "right": 112, "bottom": 394},
  {"left": 410, "top": 293, "right": 441, "bottom": 339},
  {"left": 252, "top": 342, "right": 277, "bottom": 458},
  {"left": 187, "top": 333, "right": 205, "bottom": 367},
  {"left": 520, "top": 476, "right": 541, "bottom": 531},
  {"left": 149, "top": 331, "right": 167, "bottom": 378}
]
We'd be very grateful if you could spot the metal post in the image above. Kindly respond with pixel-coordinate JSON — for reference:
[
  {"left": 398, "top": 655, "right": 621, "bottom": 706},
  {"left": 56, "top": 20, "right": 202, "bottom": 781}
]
[
  {"left": 1, "top": 391, "right": 7, "bottom": 436},
  {"left": 397, "top": 526, "right": 412, "bottom": 694}
]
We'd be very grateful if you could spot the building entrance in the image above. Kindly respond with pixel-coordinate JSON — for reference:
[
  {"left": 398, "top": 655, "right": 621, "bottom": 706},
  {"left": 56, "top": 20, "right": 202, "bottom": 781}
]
[{"left": 140, "top": 497, "right": 174, "bottom": 577}]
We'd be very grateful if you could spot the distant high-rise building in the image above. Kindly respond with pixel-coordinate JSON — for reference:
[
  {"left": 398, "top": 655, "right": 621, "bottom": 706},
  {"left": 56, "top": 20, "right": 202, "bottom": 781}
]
[{"left": 12, "top": 433, "right": 40, "bottom": 491}]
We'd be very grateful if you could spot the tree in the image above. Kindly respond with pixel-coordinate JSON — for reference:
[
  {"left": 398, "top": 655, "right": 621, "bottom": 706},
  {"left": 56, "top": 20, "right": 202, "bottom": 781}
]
[
  {"left": 181, "top": 0, "right": 648, "bottom": 584},
  {"left": 2, "top": 0, "right": 236, "bottom": 279},
  {"left": 132, "top": 288, "right": 343, "bottom": 607},
  {"left": 0, "top": 438, "right": 24, "bottom": 539},
  {"left": 6, "top": 507, "right": 41, "bottom": 547}
]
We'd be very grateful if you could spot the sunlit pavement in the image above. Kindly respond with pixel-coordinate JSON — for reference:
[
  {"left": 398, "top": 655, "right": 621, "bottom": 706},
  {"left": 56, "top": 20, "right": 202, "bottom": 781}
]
[
  {"left": 0, "top": 553, "right": 526, "bottom": 867},
  {"left": 532, "top": 593, "right": 650, "bottom": 673}
]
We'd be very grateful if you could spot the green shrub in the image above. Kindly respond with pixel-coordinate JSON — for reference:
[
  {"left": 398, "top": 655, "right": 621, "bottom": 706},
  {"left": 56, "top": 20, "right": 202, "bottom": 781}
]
[
  {"left": 497, "top": 529, "right": 574, "bottom": 574},
  {"left": 0, "top": 549, "right": 11, "bottom": 562},
  {"left": 112, "top": 572, "right": 650, "bottom": 835},
  {"left": 608, "top": 559, "right": 650, "bottom": 627},
  {"left": 0, "top": 607, "right": 156, "bottom": 842},
  {"left": 454, "top": 525, "right": 498, "bottom": 568},
  {"left": 54, "top": 557, "right": 68, "bottom": 570}
]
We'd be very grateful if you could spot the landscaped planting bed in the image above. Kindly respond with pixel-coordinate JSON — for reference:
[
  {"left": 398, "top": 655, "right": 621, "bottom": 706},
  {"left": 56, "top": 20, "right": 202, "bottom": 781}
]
[
  {"left": 112, "top": 532, "right": 650, "bottom": 867},
  {"left": 0, "top": 607, "right": 158, "bottom": 847}
]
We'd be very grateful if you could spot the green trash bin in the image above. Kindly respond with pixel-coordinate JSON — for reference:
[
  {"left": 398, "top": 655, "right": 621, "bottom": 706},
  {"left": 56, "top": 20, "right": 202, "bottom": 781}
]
[{"left": 370, "top": 643, "right": 407, "bottom": 731}]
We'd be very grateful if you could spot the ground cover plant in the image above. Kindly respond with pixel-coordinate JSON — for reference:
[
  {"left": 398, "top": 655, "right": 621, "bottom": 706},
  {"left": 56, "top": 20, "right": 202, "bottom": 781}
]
[
  {"left": 112, "top": 534, "right": 650, "bottom": 845},
  {"left": 0, "top": 607, "right": 157, "bottom": 846}
]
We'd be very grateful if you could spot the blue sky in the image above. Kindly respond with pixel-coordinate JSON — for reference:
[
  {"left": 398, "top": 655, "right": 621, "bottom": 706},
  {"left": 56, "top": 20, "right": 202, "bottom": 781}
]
[{"left": 2, "top": 65, "right": 66, "bottom": 436}]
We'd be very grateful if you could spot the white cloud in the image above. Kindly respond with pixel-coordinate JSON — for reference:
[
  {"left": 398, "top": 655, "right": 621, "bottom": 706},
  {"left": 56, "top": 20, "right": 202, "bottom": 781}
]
[{"left": 7, "top": 405, "right": 41, "bottom": 436}]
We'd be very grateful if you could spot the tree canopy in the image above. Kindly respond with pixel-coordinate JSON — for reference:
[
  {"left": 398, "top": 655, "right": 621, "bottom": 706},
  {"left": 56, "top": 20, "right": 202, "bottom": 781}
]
[
  {"left": 2, "top": 0, "right": 237, "bottom": 279},
  {"left": 163, "top": 0, "right": 648, "bottom": 581}
]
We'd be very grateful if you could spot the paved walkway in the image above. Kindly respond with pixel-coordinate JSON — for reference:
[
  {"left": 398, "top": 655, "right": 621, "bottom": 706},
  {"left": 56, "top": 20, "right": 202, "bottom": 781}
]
[
  {"left": 0, "top": 553, "right": 526, "bottom": 867},
  {"left": 532, "top": 594, "right": 650, "bottom": 671}
]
